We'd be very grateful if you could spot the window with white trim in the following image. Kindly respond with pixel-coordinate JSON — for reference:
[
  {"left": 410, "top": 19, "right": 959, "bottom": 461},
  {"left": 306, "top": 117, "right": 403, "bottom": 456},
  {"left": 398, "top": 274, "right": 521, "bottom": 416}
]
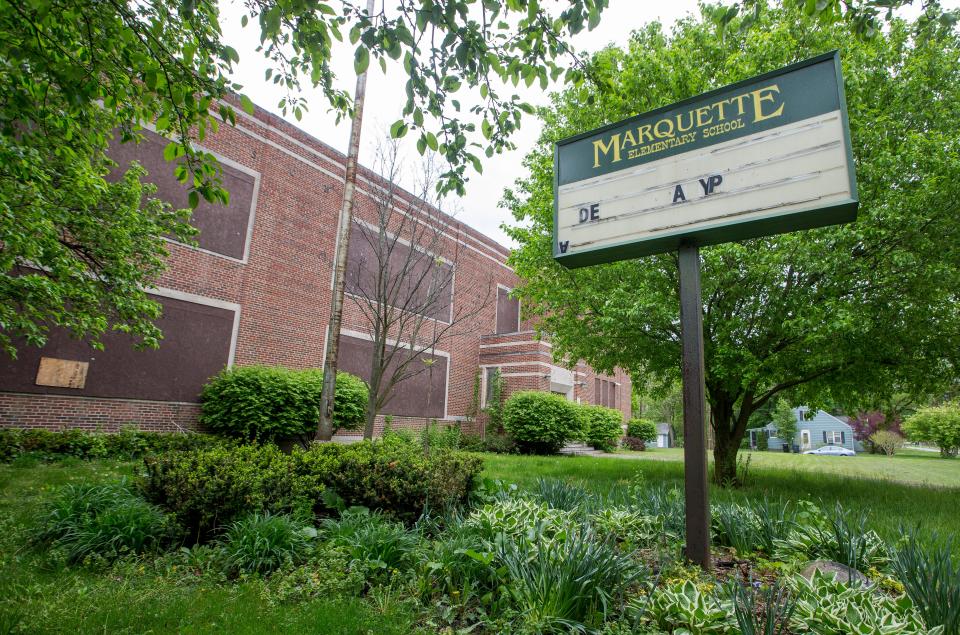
[{"left": 825, "top": 430, "right": 844, "bottom": 445}]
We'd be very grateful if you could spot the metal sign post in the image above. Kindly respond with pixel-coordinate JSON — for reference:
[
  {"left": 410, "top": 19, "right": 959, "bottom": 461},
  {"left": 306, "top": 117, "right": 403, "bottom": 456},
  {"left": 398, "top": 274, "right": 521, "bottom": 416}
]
[{"left": 678, "top": 243, "right": 710, "bottom": 569}]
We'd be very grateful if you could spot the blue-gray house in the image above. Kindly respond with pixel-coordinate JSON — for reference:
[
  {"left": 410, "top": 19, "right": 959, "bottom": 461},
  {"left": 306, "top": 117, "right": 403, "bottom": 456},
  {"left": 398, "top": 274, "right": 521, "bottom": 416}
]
[{"left": 749, "top": 407, "right": 862, "bottom": 453}]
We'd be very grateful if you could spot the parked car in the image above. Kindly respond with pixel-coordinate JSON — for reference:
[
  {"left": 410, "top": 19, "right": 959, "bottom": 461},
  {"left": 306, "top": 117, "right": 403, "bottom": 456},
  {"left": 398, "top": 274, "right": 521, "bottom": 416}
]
[{"left": 803, "top": 445, "right": 855, "bottom": 456}]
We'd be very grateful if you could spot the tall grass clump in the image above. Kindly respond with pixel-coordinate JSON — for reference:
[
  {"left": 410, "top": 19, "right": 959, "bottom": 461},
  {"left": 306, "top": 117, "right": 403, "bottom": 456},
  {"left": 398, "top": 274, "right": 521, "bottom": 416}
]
[
  {"left": 729, "top": 580, "right": 796, "bottom": 635},
  {"left": 750, "top": 497, "right": 795, "bottom": 555},
  {"left": 712, "top": 501, "right": 761, "bottom": 554},
  {"left": 534, "top": 478, "right": 595, "bottom": 513},
  {"left": 323, "top": 508, "right": 420, "bottom": 573},
  {"left": 499, "top": 528, "right": 643, "bottom": 633},
  {"left": 219, "top": 512, "right": 314, "bottom": 575},
  {"left": 631, "top": 484, "right": 686, "bottom": 537},
  {"left": 35, "top": 482, "right": 175, "bottom": 564},
  {"left": 893, "top": 530, "right": 960, "bottom": 634}
]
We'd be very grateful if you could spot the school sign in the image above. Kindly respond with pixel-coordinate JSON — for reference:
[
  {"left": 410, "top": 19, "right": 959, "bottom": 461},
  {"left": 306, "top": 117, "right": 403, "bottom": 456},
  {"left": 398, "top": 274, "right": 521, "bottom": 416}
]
[{"left": 553, "top": 52, "right": 858, "bottom": 267}]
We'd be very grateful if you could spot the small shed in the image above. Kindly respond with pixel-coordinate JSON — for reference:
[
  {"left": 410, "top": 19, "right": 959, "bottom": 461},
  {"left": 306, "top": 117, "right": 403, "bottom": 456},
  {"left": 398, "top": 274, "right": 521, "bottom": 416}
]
[
  {"left": 655, "top": 423, "right": 673, "bottom": 448},
  {"left": 759, "top": 407, "right": 860, "bottom": 453}
]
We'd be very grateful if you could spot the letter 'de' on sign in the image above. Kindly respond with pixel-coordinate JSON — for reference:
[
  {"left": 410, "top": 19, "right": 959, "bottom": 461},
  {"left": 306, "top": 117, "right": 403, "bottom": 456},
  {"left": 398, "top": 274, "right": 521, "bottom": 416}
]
[{"left": 552, "top": 51, "right": 858, "bottom": 268}]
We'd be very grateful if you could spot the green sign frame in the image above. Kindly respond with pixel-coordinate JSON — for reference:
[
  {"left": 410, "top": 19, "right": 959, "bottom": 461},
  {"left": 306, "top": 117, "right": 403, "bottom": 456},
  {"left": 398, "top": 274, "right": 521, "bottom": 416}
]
[{"left": 553, "top": 51, "right": 858, "bottom": 268}]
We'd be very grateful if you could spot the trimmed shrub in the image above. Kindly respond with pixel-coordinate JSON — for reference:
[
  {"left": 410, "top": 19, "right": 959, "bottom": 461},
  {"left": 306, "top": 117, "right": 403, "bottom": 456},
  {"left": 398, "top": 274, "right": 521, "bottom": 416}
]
[
  {"left": 0, "top": 427, "right": 228, "bottom": 463},
  {"left": 35, "top": 482, "right": 176, "bottom": 564},
  {"left": 199, "top": 366, "right": 368, "bottom": 443},
  {"left": 626, "top": 418, "right": 657, "bottom": 442},
  {"left": 459, "top": 432, "right": 518, "bottom": 454},
  {"left": 139, "top": 444, "right": 323, "bottom": 540},
  {"left": 295, "top": 439, "right": 484, "bottom": 522},
  {"left": 483, "top": 432, "right": 519, "bottom": 454},
  {"left": 220, "top": 512, "right": 314, "bottom": 575},
  {"left": 580, "top": 405, "right": 623, "bottom": 452},
  {"left": 502, "top": 391, "right": 582, "bottom": 454},
  {"left": 330, "top": 372, "right": 368, "bottom": 434},
  {"left": 140, "top": 440, "right": 483, "bottom": 534},
  {"left": 621, "top": 436, "right": 646, "bottom": 451}
]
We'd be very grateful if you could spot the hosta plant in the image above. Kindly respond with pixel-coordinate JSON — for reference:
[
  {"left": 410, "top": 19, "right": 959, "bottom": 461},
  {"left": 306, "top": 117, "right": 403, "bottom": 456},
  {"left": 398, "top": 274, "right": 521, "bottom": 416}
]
[
  {"left": 590, "top": 507, "right": 670, "bottom": 549},
  {"left": 638, "top": 580, "right": 736, "bottom": 634},
  {"left": 790, "top": 570, "right": 941, "bottom": 635},
  {"left": 464, "top": 498, "right": 574, "bottom": 544}
]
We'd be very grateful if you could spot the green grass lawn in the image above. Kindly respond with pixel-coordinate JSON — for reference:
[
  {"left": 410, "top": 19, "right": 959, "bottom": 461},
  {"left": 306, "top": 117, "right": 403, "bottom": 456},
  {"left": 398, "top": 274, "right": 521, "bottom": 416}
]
[
  {"left": 481, "top": 450, "right": 960, "bottom": 547},
  {"left": 608, "top": 447, "right": 960, "bottom": 488},
  {"left": 0, "top": 459, "right": 419, "bottom": 634}
]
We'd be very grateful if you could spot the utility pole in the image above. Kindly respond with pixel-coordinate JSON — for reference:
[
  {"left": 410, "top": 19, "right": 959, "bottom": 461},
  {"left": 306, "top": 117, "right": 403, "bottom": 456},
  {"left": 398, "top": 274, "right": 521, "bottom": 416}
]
[{"left": 316, "top": 0, "right": 376, "bottom": 441}]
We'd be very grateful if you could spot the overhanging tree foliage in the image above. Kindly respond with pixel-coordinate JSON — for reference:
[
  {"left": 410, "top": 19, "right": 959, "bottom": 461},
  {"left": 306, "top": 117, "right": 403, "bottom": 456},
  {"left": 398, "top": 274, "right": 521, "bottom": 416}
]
[
  {"left": 505, "top": 3, "right": 960, "bottom": 484},
  {"left": 0, "top": 0, "right": 609, "bottom": 358},
  {"left": 3, "top": 0, "right": 953, "bottom": 359}
]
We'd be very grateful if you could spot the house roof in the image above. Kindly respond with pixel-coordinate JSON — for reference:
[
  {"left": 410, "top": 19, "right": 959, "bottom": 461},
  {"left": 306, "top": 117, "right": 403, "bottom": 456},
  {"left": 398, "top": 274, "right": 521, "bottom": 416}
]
[
  {"left": 656, "top": 423, "right": 671, "bottom": 434},
  {"left": 764, "top": 407, "right": 853, "bottom": 432}
]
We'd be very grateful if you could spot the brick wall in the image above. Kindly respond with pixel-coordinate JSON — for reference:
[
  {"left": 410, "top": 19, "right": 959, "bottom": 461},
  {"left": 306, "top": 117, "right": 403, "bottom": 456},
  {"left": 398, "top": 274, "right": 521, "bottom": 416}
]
[
  {"left": 0, "top": 393, "right": 201, "bottom": 432},
  {"left": 0, "top": 98, "right": 630, "bottom": 434}
]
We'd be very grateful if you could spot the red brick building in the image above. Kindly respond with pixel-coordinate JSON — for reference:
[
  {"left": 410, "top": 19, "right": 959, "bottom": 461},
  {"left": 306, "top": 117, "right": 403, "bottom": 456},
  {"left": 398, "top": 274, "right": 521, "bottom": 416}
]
[{"left": 0, "top": 102, "right": 631, "bottom": 435}]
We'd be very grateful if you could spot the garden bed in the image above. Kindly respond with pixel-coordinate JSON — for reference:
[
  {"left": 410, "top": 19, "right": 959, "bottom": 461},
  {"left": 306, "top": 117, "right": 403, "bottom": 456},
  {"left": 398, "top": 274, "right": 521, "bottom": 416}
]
[{"left": 0, "top": 443, "right": 957, "bottom": 634}]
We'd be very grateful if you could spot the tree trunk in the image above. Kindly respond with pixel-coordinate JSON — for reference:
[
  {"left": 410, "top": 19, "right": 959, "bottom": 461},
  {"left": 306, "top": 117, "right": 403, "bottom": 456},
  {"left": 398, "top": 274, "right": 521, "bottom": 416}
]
[
  {"left": 363, "top": 397, "right": 377, "bottom": 440},
  {"left": 315, "top": 0, "right": 376, "bottom": 441},
  {"left": 363, "top": 343, "right": 385, "bottom": 441},
  {"left": 713, "top": 430, "right": 739, "bottom": 486},
  {"left": 709, "top": 396, "right": 749, "bottom": 486}
]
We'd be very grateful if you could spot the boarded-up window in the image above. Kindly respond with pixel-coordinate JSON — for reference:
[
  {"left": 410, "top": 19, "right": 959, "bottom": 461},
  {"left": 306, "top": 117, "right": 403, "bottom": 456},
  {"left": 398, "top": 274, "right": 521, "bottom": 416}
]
[
  {"left": 496, "top": 287, "right": 520, "bottom": 334},
  {"left": 108, "top": 129, "right": 257, "bottom": 260},
  {"left": 484, "top": 367, "right": 500, "bottom": 407},
  {"left": 594, "top": 378, "right": 617, "bottom": 409},
  {"left": 336, "top": 333, "right": 447, "bottom": 419},
  {"left": 345, "top": 222, "right": 453, "bottom": 323},
  {"left": 0, "top": 294, "right": 234, "bottom": 402}
]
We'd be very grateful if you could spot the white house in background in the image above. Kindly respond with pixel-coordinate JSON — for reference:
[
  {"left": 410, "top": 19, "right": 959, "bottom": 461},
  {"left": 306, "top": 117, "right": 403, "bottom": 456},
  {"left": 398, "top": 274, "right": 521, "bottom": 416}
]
[
  {"left": 749, "top": 406, "right": 861, "bottom": 453},
  {"left": 655, "top": 423, "right": 674, "bottom": 448}
]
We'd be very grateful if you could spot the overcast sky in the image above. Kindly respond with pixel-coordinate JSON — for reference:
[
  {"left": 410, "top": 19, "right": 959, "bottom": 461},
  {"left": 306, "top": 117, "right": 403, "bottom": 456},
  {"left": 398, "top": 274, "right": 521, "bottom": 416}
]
[{"left": 219, "top": 0, "right": 948, "bottom": 247}]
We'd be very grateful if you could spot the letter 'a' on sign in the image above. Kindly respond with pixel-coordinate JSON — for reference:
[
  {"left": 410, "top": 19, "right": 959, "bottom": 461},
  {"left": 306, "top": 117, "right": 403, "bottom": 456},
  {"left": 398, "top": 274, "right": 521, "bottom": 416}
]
[{"left": 553, "top": 51, "right": 858, "bottom": 268}]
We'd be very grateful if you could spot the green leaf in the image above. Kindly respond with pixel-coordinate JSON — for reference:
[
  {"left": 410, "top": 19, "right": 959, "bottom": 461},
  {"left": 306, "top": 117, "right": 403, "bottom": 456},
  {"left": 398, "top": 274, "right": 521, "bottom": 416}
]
[
  {"left": 389, "top": 119, "right": 408, "bottom": 139},
  {"left": 354, "top": 46, "right": 369, "bottom": 75},
  {"left": 240, "top": 94, "right": 255, "bottom": 115}
]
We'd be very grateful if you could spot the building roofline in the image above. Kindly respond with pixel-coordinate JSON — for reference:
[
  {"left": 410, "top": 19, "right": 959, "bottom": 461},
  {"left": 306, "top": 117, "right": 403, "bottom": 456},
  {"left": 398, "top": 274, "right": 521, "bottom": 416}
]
[{"left": 222, "top": 95, "right": 513, "bottom": 263}]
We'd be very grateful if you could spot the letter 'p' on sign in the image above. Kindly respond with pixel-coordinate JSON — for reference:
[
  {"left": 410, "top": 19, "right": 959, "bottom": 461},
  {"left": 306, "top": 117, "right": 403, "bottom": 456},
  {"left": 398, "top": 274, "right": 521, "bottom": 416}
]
[{"left": 552, "top": 51, "right": 858, "bottom": 268}]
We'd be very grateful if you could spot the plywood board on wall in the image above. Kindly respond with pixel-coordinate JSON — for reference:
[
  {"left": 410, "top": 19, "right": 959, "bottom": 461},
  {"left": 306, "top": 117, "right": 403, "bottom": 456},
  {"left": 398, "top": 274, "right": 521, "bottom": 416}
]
[{"left": 35, "top": 357, "right": 89, "bottom": 389}]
